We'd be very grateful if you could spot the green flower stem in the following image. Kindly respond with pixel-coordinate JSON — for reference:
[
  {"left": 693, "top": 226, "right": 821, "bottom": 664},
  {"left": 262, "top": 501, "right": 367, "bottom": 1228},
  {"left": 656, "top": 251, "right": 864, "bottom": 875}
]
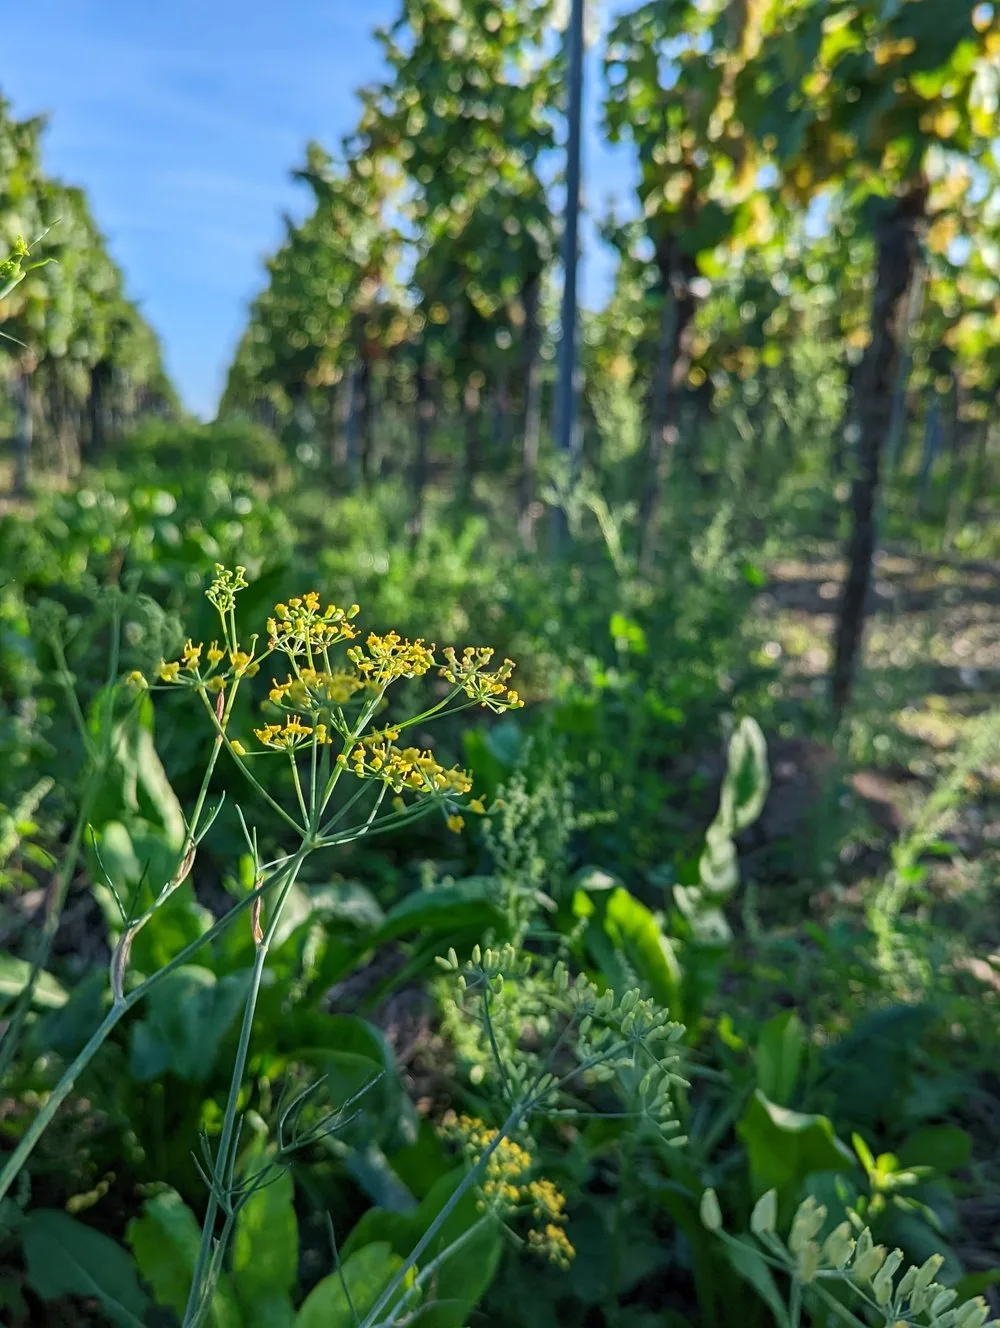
[
  {"left": 482, "top": 984, "right": 514, "bottom": 1107},
  {"left": 318, "top": 799, "right": 434, "bottom": 849},
  {"left": 0, "top": 858, "right": 295, "bottom": 1203},
  {"left": 183, "top": 840, "right": 311, "bottom": 1326},
  {"left": 378, "top": 1215, "right": 493, "bottom": 1324},
  {"left": 288, "top": 750, "right": 309, "bottom": 823},
  {"left": 317, "top": 778, "right": 374, "bottom": 837},
  {"left": 810, "top": 1282, "right": 870, "bottom": 1328},
  {"left": 360, "top": 1104, "right": 525, "bottom": 1328},
  {"left": 790, "top": 1279, "right": 802, "bottom": 1328},
  {"left": 309, "top": 725, "right": 319, "bottom": 816},
  {"left": 197, "top": 688, "right": 305, "bottom": 835},
  {"left": 386, "top": 687, "right": 468, "bottom": 735},
  {"left": 317, "top": 693, "right": 383, "bottom": 818}
]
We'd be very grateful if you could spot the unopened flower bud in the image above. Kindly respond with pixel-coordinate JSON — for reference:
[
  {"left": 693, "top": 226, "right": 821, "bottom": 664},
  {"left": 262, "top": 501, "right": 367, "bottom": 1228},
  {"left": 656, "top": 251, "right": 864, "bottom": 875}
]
[
  {"left": 750, "top": 1190, "right": 777, "bottom": 1237},
  {"left": 700, "top": 1188, "right": 722, "bottom": 1232}
]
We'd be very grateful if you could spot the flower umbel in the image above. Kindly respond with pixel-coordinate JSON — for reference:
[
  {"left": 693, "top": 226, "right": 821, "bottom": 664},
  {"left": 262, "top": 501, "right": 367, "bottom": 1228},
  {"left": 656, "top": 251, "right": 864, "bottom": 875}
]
[
  {"left": 703, "top": 1189, "right": 998, "bottom": 1328},
  {"left": 440, "top": 646, "right": 523, "bottom": 711},
  {"left": 254, "top": 716, "right": 329, "bottom": 751},
  {"left": 345, "top": 738, "right": 473, "bottom": 797},
  {"left": 267, "top": 595, "right": 360, "bottom": 657},
  {"left": 347, "top": 632, "right": 436, "bottom": 686},
  {"left": 439, "top": 1114, "right": 575, "bottom": 1269},
  {"left": 268, "top": 667, "right": 365, "bottom": 711}
]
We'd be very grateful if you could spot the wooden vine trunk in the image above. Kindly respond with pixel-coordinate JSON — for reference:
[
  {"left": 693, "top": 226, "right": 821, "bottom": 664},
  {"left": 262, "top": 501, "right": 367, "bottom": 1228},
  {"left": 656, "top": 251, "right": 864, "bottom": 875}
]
[{"left": 831, "top": 182, "right": 927, "bottom": 716}]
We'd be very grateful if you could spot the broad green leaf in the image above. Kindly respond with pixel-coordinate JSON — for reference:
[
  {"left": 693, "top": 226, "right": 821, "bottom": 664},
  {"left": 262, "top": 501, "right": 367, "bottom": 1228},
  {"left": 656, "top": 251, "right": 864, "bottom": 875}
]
[
  {"left": 129, "top": 964, "right": 250, "bottom": 1081},
  {"left": 755, "top": 1011, "right": 803, "bottom": 1107},
  {"left": 294, "top": 1242, "right": 402, "bottom": 1328},
  {"left": 0, "top": 955, "right": 67, "bottom": 1010},
  {"left": 898, "top": 1125, "right": 973, "bottom": 1174},
  {"left": 21, "top": 1209, "right": 152, "bottom": 1327},
  {"left": 574, "top": 882, "right": 682, "bottom": 1014},
  {"left": 131, "top": 697, "right": 186, "bottom": 845},
  {"left": 738, "top": 1091, "right": 855, "bottom": 1195},
  {"left": 957, "top": 1269, "right": 1000, "bottom": 1302},
  {"left": 371, "top": 881, "right": 505, "bottom": 946},
  {"left": 232, "top": 1152, "right": 298, "bottom": 1312},
  {"left": 32, "top": 970, "right": 107, "bottom": 1059},
  {"left": 89, "top": 691, "right": 184, "bottom": 847},
  {"left": 238, "top": 1290, "right": 294, "bottom": 1327},
  {"left": 308, "top": 880, "right": 386, "bottom": 930},
  {"left": 388, "top": 1120, "right": 452, "bottom": 1200},
  {"left": 346, "top": 1141, "right": 419, "bottom": 1213},
  {"left": 126, "top": 1188, "right": 241, "bottom": 1328}
]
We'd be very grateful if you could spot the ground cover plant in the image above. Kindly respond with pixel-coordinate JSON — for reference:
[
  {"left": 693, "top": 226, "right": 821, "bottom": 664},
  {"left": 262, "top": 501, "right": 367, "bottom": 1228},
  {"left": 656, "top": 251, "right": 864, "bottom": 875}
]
[{"left": 3, "top": 0, "right": 1000, "bottom": 1323}]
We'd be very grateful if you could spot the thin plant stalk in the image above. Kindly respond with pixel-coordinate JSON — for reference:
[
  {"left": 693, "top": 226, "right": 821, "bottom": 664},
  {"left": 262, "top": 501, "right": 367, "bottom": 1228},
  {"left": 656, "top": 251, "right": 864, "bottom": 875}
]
[
  {"left": 183, "top": 843, "right": 311, "bottom": 1324},
  {"left": 0, "top": 861, "right": 295, "bottom": 1203},
  {"left": 360, "top": 1104, "right": 525, "bottom": 1328},
  {"left": 183, "top": 702, "right": 380, "bottom": 1324}
]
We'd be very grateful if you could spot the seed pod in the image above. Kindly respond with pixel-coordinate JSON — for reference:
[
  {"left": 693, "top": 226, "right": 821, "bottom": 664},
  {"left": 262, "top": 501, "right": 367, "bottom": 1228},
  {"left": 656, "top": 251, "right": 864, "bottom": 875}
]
[
  {"left": 822, "top": 1221, "right": 855, "bottom": 1269},
  {"left": 700, "top": 1188, "right": 723, "bottom": 1232},
  {"left": 871, "top": 1248, "right": 903, "bottom": 1305},
  {"left": 895, "top": 1265, "right": 918, "bottom": 1301},
  {"left": 914, "top": 1253, "right": 944, "bottom": 1293},
  {"left": 750, "top": 1190, "right": 777, "bottom": 1237},
  {"left": 929, "top": 1288, "right": 958, "bottom": 1316},
  {"left": 796, "top": 1241, "right": 820, "bottom": 1285},
  {"left": 789, "top": 1197, "right": 826, "bottom": 1255},
  {"left": 955, "top": 1299, "right": 990, "bottom": 1328}
]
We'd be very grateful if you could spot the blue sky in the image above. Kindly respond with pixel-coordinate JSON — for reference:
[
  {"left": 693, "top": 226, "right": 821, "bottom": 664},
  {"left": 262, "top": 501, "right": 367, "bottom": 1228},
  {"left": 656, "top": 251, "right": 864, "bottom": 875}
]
[{"left": 6, "top": 1, "right": 635, "bottom": 417}]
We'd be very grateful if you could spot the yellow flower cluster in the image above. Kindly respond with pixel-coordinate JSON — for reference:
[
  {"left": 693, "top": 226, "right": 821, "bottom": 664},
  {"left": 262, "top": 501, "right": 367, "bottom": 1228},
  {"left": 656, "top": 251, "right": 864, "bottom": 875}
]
[
  {"left": 347, "top": 632, "right": 436, "bottom": 686},
  {"left": 268, "top": 667, "right": 365, "bottom": 710},
  {"left": 229, "top": 648, "right": 257, "bottom": 677},
  {"left": 439, "top": 647, "right": 523, "bottom": 712},
  {"left": 267, "top": 594, "right": 360, "bottom": 656},
  {"left": 181, "top": 639, "right": 202, "bottom": 671},
  {"left": 527, "top": 1178, "right": 567, "bottom": 1224},
  {"left": 439, "top": 1114, "right": 574, "bottom": 1268},
  {"left": 155, "top": 638, "right": 258, "bottom": 686},
  {"left": 253, "top": 716, "right": 332, "bottom": 750},
  {"left": 527, "top": 1223, "right": 576, "bottom": 1270},
  {"left": 343, "top": 738, "right": 473, "bottom": 797}
]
